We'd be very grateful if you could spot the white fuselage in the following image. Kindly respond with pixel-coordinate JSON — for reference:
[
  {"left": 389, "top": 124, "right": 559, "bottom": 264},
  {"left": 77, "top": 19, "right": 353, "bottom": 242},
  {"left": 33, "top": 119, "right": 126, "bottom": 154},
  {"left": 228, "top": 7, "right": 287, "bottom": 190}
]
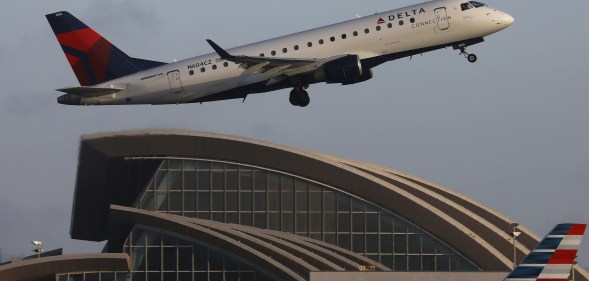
[{"left": 80, "top": 0, "right": 513, "bottom": 105}]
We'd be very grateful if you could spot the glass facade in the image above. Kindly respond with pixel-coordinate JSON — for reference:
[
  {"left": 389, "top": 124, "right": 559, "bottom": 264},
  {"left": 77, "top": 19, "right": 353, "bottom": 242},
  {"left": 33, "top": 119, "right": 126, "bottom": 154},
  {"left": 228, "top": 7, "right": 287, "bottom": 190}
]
[
  {"left": 123, "top": 226, "right": 276, "bottom": 281},
  {"left": 56, "top": 272, "right": 130, "bottom": 281},
  {"left": 55, "top": 225, "right": 275, "bottom": 281},
  {"left": 134, "top": 159, "right": 479, "bottom": 272}
]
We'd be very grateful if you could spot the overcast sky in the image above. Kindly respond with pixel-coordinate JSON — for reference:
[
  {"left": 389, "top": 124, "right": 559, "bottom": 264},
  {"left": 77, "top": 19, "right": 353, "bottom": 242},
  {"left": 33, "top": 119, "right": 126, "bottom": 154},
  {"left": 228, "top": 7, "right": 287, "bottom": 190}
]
[{"left": 1, "top": 0, "right": 588, "bottom": 269}]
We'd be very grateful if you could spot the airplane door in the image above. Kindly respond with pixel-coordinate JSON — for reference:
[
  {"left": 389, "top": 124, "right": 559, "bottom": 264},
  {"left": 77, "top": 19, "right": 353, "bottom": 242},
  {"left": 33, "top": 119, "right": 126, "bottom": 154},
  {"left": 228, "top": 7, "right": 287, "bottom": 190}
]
[
  {"left": 167, "top": 70, "right": 183, "bottom": 94},
  {"left": 434, "top": 7, "right": 450, "bottom": 31}
]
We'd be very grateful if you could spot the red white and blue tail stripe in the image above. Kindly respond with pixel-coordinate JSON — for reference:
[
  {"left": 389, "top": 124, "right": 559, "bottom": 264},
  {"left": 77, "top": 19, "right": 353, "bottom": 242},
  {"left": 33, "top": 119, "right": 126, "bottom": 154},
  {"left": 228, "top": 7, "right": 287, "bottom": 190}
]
[{"left": 505, "top": 223, "right": 586, "bottom": 281}]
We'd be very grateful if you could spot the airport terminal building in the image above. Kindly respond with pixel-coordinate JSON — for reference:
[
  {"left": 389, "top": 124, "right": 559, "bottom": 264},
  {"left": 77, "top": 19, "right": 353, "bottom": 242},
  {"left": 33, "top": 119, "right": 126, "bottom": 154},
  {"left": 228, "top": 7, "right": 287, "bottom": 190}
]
[{"left": 1, "top": 130, "right": 587, "bottom": 281}]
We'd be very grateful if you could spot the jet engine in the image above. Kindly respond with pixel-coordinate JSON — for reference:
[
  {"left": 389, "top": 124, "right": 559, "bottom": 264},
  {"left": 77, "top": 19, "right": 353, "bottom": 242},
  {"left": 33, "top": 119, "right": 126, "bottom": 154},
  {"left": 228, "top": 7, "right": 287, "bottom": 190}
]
[
  {"left": 57, "top": 94, "right": 82, "bottom": 105},
  {"left": 313, "top": 55, "right": 372, "bottom": 85}
]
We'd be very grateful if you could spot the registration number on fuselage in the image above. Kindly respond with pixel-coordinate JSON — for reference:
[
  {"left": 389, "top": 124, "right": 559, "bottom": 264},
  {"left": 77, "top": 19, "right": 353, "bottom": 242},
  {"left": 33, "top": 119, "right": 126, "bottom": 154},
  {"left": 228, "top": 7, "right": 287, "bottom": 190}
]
[{"left": 187, "top": 60, "right": 212, "bottom": 69}]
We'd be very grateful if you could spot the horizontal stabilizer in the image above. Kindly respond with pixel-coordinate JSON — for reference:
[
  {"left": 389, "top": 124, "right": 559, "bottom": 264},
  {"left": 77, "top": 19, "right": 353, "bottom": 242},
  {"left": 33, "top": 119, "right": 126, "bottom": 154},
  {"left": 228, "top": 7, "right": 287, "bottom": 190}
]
[{"left": 56, "top": 86, "right": 124, "bottom": 97}]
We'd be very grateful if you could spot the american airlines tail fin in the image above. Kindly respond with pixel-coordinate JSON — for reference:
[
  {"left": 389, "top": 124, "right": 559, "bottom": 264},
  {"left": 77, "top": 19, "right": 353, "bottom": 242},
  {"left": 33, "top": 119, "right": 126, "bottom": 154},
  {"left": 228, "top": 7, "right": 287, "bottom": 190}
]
[
  {"left": 45, "top": 11, "right": 166, "bottom": 86},
  {"left": 505, "top": 223, "right": 586, "bottom": 281}
]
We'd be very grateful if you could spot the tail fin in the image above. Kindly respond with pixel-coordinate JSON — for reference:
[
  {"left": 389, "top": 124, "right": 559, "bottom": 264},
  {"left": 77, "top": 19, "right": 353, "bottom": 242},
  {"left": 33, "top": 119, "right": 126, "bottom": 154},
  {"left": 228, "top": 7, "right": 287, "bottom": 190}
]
[
  {"left": 505, "top": 223, "right": 586, "bottom": 281},
  {"left": 46, "top": 11, "right": 165, "bottom": 86}
]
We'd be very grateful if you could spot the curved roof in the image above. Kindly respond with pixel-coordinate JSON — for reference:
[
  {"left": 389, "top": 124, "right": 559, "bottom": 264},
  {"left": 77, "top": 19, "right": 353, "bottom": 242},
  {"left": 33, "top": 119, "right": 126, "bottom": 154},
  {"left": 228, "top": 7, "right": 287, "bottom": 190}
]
[
  {"left": 110, "top": 205, "right": 391, "bottom": 281},
  {"left": 72, "top": 129, "right": 588, "bottom": 279},
  {"left": 0, "top": 253, "right": 129, "bottom": 281}
]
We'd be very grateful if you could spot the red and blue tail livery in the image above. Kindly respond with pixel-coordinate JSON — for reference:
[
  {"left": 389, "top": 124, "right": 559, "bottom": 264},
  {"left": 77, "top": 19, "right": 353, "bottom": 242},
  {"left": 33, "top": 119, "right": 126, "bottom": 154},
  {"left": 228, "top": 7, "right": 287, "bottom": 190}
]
[
  {"left": 504, "top": 223, "right": 586, "bottom": 281},
  {"left": 46, "top": 11, "right": 165, "bottom": 86}
]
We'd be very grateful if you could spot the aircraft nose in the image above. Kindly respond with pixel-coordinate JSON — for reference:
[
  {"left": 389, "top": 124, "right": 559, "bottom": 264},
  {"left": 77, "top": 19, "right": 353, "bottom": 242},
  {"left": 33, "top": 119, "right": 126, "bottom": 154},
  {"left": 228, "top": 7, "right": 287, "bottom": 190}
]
[{"left": 501, "top": 13, "right": 515, "bottom": 26}]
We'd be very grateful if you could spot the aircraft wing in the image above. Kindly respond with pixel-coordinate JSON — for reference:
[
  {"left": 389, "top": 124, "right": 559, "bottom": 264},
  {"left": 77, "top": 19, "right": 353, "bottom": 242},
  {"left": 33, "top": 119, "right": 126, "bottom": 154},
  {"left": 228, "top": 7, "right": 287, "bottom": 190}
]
[
  {"left": 207, "top": 39, "right": 345, "bottom": 85},
  {"left": 56, "top": 86, "right": 124, "bottom": 97}
]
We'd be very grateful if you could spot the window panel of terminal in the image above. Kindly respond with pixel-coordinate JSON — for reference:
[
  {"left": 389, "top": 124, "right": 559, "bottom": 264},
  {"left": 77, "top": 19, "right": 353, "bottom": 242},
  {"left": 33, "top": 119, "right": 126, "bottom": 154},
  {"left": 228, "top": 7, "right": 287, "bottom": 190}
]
[
  {"left": 121, "top": 226, "right": 277, "bottom": 281},
  {"left": 135, "top": 159, "right": 479, "bottom": 272},
  {"left": 56, "top": 272, "right": 131, "bottom": 281}
]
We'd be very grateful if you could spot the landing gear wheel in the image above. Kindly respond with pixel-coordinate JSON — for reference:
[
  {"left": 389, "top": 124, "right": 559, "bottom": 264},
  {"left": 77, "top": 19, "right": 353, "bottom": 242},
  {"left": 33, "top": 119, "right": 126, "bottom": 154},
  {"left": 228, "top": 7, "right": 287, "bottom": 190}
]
[
  {"left": 467, "top": 54, "right": 478, "bottom": 63},
  {"left": 289, "top": 91, "right": 298, "bottom": 106},
  {"left": 289, "top": 87, "right": 310, "bottom": 107},
  {"left": 459, "top": 47, "right": 478, "bottom": 63},
  {"left": 299, "top": 92, "right": 310, "bottom": 107}
]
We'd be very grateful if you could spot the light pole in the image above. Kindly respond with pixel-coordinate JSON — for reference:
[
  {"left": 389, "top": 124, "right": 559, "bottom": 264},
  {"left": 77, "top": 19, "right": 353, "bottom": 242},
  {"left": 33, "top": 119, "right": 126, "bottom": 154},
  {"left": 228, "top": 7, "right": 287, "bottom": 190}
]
[
  {"left": 510, "top": 223, "right": 521, "bottom": 269},
  {"left": 572, "top": 260, "right": 577, "bottom": 281},
  {"left": 31, "top": 241, "right": 43, "bottom": 259}
]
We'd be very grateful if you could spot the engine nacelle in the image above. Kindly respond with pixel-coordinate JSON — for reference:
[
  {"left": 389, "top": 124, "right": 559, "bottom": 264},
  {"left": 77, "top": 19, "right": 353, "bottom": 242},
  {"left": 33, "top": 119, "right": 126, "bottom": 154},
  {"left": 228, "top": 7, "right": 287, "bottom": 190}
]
[
  {"left": 313, "top": 55, "right": 371, "bottom": 85},
  {"left": 57, "top": 94, "right": 82, "bottom": 105},
  {"left": 342, "top": 69, "right": 373, "bottom": 85}
]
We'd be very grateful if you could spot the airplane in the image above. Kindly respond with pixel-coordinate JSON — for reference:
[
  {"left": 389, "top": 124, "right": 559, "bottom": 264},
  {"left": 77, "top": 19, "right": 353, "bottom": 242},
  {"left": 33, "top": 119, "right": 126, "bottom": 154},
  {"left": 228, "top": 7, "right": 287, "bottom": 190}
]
[
  {"left": 46, "top": 0, "right": 514, "bottom": 107},
  {"left": 504, "top": 223, "right": 586, "bottom": 281}
]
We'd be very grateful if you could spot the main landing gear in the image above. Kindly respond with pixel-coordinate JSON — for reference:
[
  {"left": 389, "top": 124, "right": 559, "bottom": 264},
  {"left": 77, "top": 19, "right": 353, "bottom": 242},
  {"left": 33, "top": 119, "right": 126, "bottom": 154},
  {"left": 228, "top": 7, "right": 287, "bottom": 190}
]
[
  {"left": 289, "top": 86, "right": 310, "bottom": 107},
  {"left": 459, "top": 47, "right": 478, "bottom": 63}
]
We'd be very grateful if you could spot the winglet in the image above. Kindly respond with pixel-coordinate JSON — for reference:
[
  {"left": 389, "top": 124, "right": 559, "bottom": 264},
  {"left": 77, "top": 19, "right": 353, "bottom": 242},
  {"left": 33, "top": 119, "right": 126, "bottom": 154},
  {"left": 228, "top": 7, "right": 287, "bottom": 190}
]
[{"left": 206, "top": 39, "right": 234, "bottom": 60}]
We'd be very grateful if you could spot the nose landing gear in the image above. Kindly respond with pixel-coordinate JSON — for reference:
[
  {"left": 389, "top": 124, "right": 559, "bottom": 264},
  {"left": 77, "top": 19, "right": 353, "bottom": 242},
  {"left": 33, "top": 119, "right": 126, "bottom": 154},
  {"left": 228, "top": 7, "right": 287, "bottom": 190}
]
[
  {"left": 459, "top": 47, "right": 478, "bottom": 63},
  {"left": 289, "top": 86, "right": 310, "bottom": 107}
]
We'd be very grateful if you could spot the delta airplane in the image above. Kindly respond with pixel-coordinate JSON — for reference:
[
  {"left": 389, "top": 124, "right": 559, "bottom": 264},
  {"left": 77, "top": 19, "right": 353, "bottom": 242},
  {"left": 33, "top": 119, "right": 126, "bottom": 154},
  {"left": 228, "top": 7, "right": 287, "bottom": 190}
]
[{"left": 47, "top": 0, "right": 514, "bottom": 107}]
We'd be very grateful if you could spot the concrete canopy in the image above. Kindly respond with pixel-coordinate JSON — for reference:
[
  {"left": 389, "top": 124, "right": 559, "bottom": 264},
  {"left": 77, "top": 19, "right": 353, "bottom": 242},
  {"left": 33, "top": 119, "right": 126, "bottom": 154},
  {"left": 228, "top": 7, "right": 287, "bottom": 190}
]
[
  {"left": 110, "top": 205, "right": 393, "bottom": 281},
  {"left": 0, "top": 253, "right": 130, "bottom": 281}
]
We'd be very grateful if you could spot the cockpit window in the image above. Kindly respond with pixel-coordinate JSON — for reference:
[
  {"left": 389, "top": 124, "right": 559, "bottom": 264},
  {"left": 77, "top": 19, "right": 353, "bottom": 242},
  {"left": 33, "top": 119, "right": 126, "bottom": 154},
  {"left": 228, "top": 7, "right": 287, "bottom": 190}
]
[
  {"left": 469, "top": 1, "right": 487, "bottom": 7},
  {"left": 461, "top": 1, "right": 486, "bottom": 11},
  {"left": 461, "top": 3, "right": 474, "bottom": 11}
]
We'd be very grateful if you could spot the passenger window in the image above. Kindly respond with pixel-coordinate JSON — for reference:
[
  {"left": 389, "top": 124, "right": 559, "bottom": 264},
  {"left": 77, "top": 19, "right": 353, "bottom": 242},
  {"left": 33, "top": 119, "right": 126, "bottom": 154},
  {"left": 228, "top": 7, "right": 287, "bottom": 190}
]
[
  {"left": 260, "top": 53, "right": 264, "bottom": 57},
  {"left": 330, "top": 36, "right": 335, "bottom": 42},
  {"left": 364, "top": 28, "right": 370, "bottom": 34},
  {"left": 319, "top": 39, "right": 324, "bottom": 44},
  {"left": 388, "top": 23, "right": 393, "bottom": 28},
  {"left": 410, "top": 18, "right": 415, "bottom": 23},
  {"left": 212, "top": 65, "right": 217, "bottom": 70},
  {"left": 341, "top": 34, "right": 347, "bottom": 39},
  {"left": 223, "top": 62, "right": 229, "bottom": 67},
  {"left": 307, "top": 42, "right": 313, "bottom": 47},
  {"left": 376, "top": 26, "right": 381, "bottom": 31},
  {"left": 271, "top": 50, "right": 276, "bottom": 56},
  {"left": 353, "top": 31, "right": 358, "bottom": 36},
  {"left": 294, "top": 45, "right": 299, "bottom": 51},
  {"left": 189, "top": 70, "right": 194, "bottom": 75},
  {"left": 399, "top": 20, "right": 404, "bottom": 26},
  {"left": 200, "top": 67, "right": 205, "bottom": 73},
  {"left": 282, "top": 48, "right": 287, "bottom": 53}
]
